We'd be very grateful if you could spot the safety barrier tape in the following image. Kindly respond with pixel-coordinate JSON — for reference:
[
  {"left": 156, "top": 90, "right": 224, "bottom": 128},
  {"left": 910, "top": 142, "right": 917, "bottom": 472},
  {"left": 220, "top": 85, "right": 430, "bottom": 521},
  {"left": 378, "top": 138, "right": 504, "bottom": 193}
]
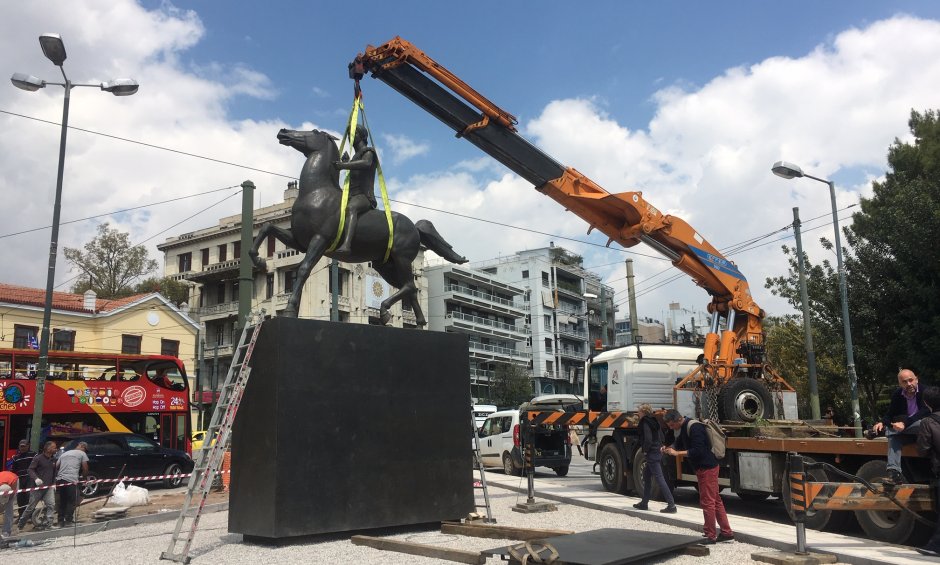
[{"left": 10, "top": 469, "right": 230, "bottom": 495}]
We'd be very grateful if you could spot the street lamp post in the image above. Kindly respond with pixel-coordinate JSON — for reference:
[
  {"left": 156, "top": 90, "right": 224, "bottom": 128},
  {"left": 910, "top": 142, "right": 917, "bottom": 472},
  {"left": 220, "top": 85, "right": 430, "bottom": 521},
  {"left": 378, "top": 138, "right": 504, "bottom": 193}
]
[
  {"left": 771, "top": 161, "right": 862, "bottom": 437},
  {"left": 12, "top": 34, "right": 138, "bottom": 450}
]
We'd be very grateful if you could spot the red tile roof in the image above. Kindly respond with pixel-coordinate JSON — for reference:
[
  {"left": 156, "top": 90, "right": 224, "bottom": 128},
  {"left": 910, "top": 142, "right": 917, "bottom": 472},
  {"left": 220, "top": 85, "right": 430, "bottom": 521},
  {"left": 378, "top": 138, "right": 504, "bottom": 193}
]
[{"left": 0, "top": 283, "right": 152, "bottom": 314}]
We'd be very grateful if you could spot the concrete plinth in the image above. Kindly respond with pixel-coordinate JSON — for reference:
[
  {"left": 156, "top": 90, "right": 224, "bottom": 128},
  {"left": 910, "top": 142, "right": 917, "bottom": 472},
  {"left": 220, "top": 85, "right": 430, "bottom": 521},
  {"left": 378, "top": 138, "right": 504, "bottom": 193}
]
[
  {"left": 511, "top": 501, "right": 559, "bottom": 514},
  {"left": 751, "top": 551, "right": 839, "bottom": 565},
  {"left": 228, "top": 317, "right": 473, "bottom": 540}
]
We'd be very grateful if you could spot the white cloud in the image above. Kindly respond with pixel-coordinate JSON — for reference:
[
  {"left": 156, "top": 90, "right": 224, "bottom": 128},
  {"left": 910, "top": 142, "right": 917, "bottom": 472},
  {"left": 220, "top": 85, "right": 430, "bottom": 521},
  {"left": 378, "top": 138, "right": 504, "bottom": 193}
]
[{"left": 380, "top": 133, "right": 430, "bottom": 164}]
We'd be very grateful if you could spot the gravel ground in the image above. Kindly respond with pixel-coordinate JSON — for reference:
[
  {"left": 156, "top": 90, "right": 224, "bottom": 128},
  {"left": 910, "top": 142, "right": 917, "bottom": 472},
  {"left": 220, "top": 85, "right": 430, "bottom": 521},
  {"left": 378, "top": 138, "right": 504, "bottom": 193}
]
[{"left": 0, "top": 488, "right": 842, "bottom": 564}]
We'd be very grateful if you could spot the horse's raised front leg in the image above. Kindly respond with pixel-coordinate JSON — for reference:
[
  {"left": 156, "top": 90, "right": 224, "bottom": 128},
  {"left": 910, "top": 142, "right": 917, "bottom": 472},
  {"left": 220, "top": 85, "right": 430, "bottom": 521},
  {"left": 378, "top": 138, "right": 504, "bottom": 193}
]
[
  {"left": 283, "top": 234, "right": 328, "bottom": 318},
  {"left": 249, "top": 224, "right": 301, "bottom": 271}
]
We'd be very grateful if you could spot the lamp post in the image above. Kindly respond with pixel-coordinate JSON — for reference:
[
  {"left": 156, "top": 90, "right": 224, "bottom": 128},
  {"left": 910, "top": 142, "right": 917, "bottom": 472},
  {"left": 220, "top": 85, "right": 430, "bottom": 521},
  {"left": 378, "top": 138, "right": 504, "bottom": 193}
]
[
  {"left": 771, "top": 161, "right": 862, "bottom": 437},
  {"left": 12, "top": 33, "right": 138, "bottom": 450}
]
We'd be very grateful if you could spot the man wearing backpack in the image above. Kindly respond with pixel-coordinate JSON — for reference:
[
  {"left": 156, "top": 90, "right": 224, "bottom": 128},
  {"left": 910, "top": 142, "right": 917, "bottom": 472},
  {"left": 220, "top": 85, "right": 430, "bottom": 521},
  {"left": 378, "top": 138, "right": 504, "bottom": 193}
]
[
  {"left": 915, "top": 385, "right": 940, "bottom": 557},
  {"left": 663, "top": 409, "right": 734, "bottom": 544}
]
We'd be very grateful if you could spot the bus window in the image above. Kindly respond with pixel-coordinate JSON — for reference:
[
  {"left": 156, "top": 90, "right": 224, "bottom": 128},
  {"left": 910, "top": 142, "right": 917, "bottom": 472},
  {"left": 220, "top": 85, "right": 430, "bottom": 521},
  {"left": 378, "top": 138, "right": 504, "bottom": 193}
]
[{"left": 146, "top": 362, "right": 186, "bottom": 391}]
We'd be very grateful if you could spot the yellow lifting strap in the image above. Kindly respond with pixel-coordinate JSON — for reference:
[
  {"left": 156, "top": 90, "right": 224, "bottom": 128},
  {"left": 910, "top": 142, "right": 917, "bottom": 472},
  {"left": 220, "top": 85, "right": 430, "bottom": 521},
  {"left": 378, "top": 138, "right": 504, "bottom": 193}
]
[{"left": 328, "top": 96, "right": 395, "bottom": 263}]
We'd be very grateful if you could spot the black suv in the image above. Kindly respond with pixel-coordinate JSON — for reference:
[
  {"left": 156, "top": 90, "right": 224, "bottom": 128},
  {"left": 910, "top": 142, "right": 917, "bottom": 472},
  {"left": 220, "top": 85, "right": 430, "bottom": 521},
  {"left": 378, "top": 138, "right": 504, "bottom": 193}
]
[{"left": 61, "top": 432, "right": 194, "bottom": 497}]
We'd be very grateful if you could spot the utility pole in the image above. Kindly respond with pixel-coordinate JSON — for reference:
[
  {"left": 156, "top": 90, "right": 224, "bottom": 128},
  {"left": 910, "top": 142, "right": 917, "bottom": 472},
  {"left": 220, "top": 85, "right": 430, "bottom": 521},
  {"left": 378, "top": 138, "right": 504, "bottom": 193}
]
[
  {"left": 625, "top": 259, "right": 639, "bottom": 343},
  {"left": 330, "top": 259, "right": 339, "bottom": 321},
  {"left": 237, "top": 180, "right": 255, "bottom": 333},
  {"left": 792, "top": 207, "right": 820, "bottom": 420}
]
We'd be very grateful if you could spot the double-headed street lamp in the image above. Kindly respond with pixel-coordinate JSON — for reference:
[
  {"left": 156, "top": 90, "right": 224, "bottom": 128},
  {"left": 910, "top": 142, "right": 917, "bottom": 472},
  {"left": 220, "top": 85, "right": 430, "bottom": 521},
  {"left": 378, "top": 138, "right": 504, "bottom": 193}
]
[
  {"left": 12, "top": 34, "right": 138, "bottom": 450},
  {"left": 771, "top": 161, "right": 862, "bottom": 438}
]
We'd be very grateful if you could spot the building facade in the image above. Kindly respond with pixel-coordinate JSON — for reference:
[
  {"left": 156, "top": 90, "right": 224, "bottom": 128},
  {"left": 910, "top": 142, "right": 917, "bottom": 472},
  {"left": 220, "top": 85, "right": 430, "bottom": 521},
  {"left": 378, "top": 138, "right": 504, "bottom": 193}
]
[
  {"left": 424, "top": 264, "right": 529, "bottom": 402},
  {"left": 156, "top": 183, "right": 426, "bottom": 421},
  {"left": 470, "top": 245, "right": 614, "bottom": 396}
]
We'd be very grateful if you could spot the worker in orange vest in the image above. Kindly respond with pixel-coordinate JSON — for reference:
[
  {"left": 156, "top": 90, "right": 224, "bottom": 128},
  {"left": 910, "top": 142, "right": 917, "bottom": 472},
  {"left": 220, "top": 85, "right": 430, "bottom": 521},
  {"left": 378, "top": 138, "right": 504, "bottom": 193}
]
[{"left": 0, "top": 469, "right": 19, "bottom": 538}]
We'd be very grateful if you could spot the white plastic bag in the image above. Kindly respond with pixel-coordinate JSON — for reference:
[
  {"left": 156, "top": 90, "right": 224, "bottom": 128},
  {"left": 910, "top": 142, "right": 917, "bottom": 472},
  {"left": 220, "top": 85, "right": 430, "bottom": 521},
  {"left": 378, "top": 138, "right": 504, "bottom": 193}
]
[
  {"left": 105, "top": 481, "right": 150, "bottom": 507},
  {"left": 105, "top": 481, "right": 128, "bottom": 507}
]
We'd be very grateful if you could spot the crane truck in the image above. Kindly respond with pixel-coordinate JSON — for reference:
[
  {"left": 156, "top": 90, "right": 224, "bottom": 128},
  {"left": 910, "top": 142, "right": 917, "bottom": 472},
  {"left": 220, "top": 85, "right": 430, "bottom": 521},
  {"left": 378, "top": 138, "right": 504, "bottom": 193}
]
[{"left": 349, "top": 37, "right": 934, "bottom": 545}]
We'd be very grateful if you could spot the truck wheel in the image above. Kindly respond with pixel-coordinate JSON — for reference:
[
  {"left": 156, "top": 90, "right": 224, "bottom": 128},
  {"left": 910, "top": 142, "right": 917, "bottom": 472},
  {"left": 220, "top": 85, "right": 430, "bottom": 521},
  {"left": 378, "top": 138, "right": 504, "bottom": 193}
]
[
  {"left": 502, "top": 453, "right": 521, "bottom": 476},
  {"left": 718, "top": 378, "right": 774, "bottom": 422},
  {"left": 780, "top": 456, "right": 850, "bottom": 532},
  {"left": 855, "top": 460, "right": 921, "bottom": 544},
  {"left": 599, "top": 443, "right": 632, "bottom": 494},
  {"left": 553, "top": 466, "right": 569, "bottom": 477}
]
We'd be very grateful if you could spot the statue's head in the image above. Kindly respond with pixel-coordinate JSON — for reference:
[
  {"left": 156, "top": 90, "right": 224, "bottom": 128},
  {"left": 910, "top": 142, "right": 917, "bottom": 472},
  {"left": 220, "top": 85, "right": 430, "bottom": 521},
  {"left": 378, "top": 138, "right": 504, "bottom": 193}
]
[{"left": 353, "top": 124, "right": 369, "bottom": 145}]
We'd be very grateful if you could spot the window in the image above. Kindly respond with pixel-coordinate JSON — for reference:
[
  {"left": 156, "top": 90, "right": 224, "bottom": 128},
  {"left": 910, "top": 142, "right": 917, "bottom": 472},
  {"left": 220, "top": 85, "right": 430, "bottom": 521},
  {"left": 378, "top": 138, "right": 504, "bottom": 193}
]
[
  {"left": 233, "top": 241, "right": 241, "bottom": 259},
  {"left": 546, "top": 360, "right": 554, "bottom": 373},
  {"left": 178, "top": 252, "right": 192, "bottom": 273},
  {"left": 13, "top": 325, "right": 38, "bottom": 349},
  {"left": 543, "top": 315, "right": 551, "bottom": 331},
  {"left": 216, "top": 282, "right": 226, "bottom": 304},
  {"left": 544, "top": 338, "right": 553, "bottom": 352},
  {"left": 126, "top": 436, "right": 158, "bottom": 452},
  {"left": 266, "top": 234, "right": 276, "bottom": 257},
  {"left": 122, "top": 335, "right": 142, "bottom": 354},
  {"left": 52, "top": 329, "right": 75, "bottom": 351},
  {"left": 201, "top": 248, "right": 209, "bottom": 267},
  {"left": 266, "top": 273, "right": 274, "bottom": 299},
  {"left": 218, "top": 244, "right": 227, "bottom": 262},
  {"left": 284, "top": 269, "right": 297, "bottom": 293},
  {"left": 542, "top": 272, "right": 550, "bottom": 284},
  {"left": 522, "top": 270, "right": 529, "bottom": 278},
  {"left": 328, "top": 268, "right": 350, "bottom": 295},
  {"left": 161, "top": 339, "right": 179, "bottom": 357}
]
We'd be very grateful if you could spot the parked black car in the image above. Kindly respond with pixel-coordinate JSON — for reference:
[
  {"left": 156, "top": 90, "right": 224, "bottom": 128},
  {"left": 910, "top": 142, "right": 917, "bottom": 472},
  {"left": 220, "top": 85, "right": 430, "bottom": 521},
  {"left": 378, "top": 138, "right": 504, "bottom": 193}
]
[{"left": 61, "top": 432, "right": 194, "bottom": 497}]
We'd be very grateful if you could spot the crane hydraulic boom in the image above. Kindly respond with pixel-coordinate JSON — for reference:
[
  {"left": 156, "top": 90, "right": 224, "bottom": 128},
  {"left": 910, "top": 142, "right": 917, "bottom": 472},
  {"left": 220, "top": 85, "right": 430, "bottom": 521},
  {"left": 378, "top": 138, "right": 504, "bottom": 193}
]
[{"left": 352, "top": 37, "right": 773, "bottom": 384}]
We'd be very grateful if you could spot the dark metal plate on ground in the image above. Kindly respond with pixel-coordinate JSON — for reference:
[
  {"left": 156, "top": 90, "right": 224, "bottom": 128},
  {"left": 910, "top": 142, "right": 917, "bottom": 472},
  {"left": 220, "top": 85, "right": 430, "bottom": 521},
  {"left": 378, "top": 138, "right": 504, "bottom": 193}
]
[
  {"left": 229, "top": 317, "right": 472, "bottom": 540},
  {"left": 483, "top": 528, "right": 703, "bottom": 565}
]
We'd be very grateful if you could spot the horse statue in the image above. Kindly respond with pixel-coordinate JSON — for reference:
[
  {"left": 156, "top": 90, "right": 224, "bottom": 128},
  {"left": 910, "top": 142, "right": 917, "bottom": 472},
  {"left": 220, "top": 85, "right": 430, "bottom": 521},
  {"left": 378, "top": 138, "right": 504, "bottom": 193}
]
[{"left": 248, "top": 128, "right": 467, "bottom": 326}]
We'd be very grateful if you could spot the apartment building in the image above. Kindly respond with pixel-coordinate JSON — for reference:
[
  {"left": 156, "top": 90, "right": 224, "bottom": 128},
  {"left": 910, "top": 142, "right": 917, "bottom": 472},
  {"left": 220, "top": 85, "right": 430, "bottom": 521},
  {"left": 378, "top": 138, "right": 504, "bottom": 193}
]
[
  {"left": 424, "top": 264, "right": 529, "bottom": 401},
  {"left": 470, "top": 244, "right": 614, "bottom": 396},
  {"left": 157, "top": 183, "right": 426, "bottom": 411}
]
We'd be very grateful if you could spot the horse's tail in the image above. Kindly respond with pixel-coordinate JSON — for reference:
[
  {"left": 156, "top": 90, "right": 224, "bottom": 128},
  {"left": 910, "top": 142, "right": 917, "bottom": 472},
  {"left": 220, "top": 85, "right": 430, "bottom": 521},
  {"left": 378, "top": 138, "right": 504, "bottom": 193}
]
[{"left": 415, "top": 220, "right": 468, "bottom": 264}]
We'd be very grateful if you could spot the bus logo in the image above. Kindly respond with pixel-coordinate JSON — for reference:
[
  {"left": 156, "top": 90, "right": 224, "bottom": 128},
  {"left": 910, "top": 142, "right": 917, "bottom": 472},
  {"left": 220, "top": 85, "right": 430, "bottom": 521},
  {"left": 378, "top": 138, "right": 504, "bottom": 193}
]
[{"left": 121, "top": 385, "right": 147, "bottom": 408}]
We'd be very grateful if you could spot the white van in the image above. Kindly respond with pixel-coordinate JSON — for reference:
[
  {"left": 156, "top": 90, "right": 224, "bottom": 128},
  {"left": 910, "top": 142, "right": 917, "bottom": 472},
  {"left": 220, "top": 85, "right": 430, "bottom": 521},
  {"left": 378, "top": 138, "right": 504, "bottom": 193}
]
[{"left": 476, "top": 397, "right": 574, "bottom": 477}]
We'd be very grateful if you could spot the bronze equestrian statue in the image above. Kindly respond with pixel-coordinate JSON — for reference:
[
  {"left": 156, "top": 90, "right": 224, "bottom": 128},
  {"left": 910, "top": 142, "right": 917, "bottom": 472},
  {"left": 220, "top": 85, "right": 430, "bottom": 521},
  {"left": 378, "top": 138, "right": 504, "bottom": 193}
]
[{"left": 248, "top": 128, "right": 467, "bottom": 326}]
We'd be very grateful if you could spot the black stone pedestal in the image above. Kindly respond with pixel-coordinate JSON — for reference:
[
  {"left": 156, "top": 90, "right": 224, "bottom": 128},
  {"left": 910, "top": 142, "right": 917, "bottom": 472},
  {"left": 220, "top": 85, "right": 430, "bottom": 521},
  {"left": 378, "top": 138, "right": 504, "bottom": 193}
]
[{"left": 228, "top": 317, "right": 473, "bottom": 540}]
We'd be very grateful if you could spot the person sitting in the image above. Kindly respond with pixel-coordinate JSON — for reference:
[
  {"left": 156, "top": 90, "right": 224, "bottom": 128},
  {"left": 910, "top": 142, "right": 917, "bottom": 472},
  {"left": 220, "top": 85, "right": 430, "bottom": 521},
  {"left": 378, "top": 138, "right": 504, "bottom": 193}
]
[
  {"left": 871, "top": 368, "right": 929, "bottom": 485},
  {"left": 332, "top": 124, "right": 378, "bottom": 254}
]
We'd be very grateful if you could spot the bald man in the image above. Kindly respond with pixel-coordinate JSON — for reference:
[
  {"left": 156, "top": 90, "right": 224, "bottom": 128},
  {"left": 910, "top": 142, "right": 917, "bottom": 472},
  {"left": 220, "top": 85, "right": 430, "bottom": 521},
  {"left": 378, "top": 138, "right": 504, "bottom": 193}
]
[{"left": 872, "top": 369, "right": 929, "bottom": 485}]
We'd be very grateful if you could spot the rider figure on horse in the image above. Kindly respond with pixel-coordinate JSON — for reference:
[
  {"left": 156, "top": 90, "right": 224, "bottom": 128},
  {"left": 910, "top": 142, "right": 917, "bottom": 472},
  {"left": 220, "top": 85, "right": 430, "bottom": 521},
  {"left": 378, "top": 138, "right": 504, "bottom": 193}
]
[{"left": 333, "top": 124, "right": 378, "bottom": 253}]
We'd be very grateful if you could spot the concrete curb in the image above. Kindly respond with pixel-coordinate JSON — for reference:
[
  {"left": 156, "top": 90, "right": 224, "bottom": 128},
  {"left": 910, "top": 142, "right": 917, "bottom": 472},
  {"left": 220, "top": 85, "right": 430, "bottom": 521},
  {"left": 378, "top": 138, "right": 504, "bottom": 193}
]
[{"left": 11, "top": 501, "right": 229, "bottom": 544}]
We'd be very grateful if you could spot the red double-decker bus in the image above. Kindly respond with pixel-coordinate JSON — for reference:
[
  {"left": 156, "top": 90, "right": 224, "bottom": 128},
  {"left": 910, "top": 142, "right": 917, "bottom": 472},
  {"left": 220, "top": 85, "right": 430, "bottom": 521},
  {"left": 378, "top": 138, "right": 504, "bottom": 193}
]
[{"left": 0, "top": 348, "right": 191, "bottom": 460}]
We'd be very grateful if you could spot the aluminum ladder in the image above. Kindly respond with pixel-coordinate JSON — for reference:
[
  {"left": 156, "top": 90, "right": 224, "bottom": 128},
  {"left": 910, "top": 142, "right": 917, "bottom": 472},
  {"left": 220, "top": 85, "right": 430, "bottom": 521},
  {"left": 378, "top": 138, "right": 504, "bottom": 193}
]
[
  {"left": 160, "top": 311, "right": 264, "bottom": 563},
  {"left": 471, "top": 406, "right": 496, "bottom": 523}
]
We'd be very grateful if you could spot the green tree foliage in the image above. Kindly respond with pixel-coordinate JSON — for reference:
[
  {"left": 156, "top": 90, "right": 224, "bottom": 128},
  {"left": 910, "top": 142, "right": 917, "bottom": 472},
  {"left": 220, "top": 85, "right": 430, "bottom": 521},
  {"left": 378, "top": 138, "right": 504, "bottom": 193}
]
[
  {"left": 766, "top": 109, "right": 940, "bottom": 421},
  {"left": 135, "top": 276, "right": 190, "bottom": 306},
  {"left": 64, "top": 224, "right": 158, "bottom": 299},
  {"left": 489, "top": 364, "right": 533, "bottom": 409}
]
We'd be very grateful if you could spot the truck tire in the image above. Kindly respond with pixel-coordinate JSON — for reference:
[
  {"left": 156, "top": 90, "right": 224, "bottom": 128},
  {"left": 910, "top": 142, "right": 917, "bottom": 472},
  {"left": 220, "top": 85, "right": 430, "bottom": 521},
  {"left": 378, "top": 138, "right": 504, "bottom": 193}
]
[
  {"left": 855, "top": 460, "right": 922, "bottom": 544},
  {"left": 718, "top": 378, "right": 774, "bottom": 422},
  {"left": 599, "top": 443, "right": 633, "bottom": 495},
  {"left": 632, "top": 450, "right": 670, "bottom": 500},
  {"left": 780, "top": 456, "right": 851, "bottom": 532},
  {"left": 502, "top": 453, "right": 521, "bottom": 476}
]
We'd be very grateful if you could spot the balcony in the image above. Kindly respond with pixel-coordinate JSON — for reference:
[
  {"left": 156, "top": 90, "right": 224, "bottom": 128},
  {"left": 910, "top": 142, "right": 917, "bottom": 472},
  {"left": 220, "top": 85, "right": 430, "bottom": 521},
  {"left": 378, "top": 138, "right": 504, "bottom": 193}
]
[
  {"left": 186, "top": 259, "right": 240, "bottom": 284},
  {"left": 555, "top": 281, "right": 583, "bottom": 299},
  {"left": 469, "top": 367, "right": 495, "bottom": 382},
  {"left": 444, "top": 312, "right": 526, "bottom": 340},
  {"left": 557, "top": 347, "right": 586, "bottom": 361},
  {"left": 443, "top": 284, "right": 525, "bottom": 315},
  {"left": 193, "top": 301, "right": 238, "bottom": 319},
  {"left": 557, "top": 326, "right": 587, "bottom": 340},
  {"left": 468, "top": 341, "right": 532, "bottom": 363},
  {"left": 205, "top": 343, "right": 234, "bottom": 358}
]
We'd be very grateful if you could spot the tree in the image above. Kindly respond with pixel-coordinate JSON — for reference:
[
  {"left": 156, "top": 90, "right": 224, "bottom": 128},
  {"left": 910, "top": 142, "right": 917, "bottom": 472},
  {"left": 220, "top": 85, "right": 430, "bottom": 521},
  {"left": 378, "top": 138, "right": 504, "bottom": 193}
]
[
  {"left": 765, "top": 109, "right": 940, "bottom": 421},
  {"left": 64, "top": 224, "right": 158, "bottom": 299},
  {"left": 135, "top": 276, "right": 190, "bottom": 306},
  {"left": 489, "top": 364, "right": 533, "bottom": 409}
]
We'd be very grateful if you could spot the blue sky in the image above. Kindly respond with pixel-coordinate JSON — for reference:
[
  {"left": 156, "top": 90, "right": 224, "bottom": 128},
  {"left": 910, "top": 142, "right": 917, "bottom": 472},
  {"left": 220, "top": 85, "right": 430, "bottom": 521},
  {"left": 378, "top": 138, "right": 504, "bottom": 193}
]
[{"left": 3, "top": 1, "right": 940, "bottom": 322}]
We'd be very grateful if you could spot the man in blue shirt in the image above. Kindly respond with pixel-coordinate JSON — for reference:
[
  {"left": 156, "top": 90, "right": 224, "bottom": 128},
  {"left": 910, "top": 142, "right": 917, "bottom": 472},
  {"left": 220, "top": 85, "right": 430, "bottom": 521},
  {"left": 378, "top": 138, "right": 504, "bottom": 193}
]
[
  {"left": 871, "top": 369, "right": 928, "bottom": 485},
  {"left": 664, "top": 409, "right": 733, "bottom": 544}
]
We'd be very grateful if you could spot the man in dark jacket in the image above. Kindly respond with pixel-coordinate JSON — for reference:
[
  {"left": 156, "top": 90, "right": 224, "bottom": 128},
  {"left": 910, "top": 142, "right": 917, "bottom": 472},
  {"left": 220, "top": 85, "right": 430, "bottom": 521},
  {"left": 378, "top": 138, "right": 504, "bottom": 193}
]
[
  {"left": 872, "top": 368, "right": 929, "bottom": 484},
  {"left": 17, "top": 441, "right": 56, "bottom": 530},
  {"left": 633, "top": 404, "right": 676, "bottom": 513},
  {"left": 915, "top": 385, "right": 940, "bottom": 557},
  {"left": 664, "top": 409, "right": 733, "bottom": 544},
  {"left": 5, "top": 439, "right": 35, "bottom": 521}
]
